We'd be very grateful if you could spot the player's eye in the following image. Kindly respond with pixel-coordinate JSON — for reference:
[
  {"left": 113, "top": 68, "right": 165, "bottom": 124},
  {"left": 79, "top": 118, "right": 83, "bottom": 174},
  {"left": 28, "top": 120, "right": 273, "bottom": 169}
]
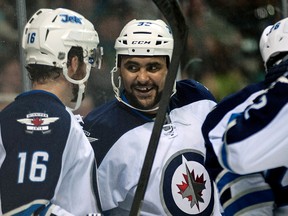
[
  {"left": 147, "top": 63, "right": 162, "bottom": 72},
  {"left": 125, "top": 64, "right": 139, "bottom": 72}
]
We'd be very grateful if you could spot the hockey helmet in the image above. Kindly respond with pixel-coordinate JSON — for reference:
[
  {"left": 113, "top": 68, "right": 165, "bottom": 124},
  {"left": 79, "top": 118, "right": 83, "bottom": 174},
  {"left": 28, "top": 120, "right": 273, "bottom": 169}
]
[
  {"left": 110, "top": 19, "right": 175, "bottom": 113},
  {"left": 114, "top": 19, "right": 173, "bottom": 67},
  {"left": 260, "top": 17, "right": 288, "bottom": 69},
  {"left": 22, "top": 8, "right": 103, "bottom": 110},
  {"left": 22, "top": 8, "right": 102, "bottom": 80}
]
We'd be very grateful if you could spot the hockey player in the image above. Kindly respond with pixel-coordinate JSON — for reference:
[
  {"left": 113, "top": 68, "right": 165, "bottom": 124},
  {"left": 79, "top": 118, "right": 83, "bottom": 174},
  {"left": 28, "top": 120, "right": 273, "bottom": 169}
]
[
  {"left": 202, "top": 17, "right": 288, "bottom": 215},
  {"left": 0, "top": 8, "right": 102, "bottom": 215},
  {"left": 221, "top": 72, "right": 288, "bottom": 173},
  {"left": 83, "top": 19, "right": 222, "bottom": 215}
]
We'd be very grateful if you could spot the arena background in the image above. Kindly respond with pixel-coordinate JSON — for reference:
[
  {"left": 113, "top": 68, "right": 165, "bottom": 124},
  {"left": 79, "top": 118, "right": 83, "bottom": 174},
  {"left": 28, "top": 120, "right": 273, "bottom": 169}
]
[{"left": 0, "top": 0, "right": 286, "bottom": 116}]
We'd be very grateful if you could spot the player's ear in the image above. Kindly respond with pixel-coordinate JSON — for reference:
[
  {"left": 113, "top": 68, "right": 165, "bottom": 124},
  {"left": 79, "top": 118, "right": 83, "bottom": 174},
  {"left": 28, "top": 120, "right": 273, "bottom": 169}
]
[{"left": 68, "top": 56, "right": 87, "bottom": 80}]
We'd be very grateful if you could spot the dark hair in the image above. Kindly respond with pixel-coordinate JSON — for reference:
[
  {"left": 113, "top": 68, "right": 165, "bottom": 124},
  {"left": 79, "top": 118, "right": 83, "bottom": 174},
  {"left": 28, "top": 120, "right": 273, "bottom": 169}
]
[{"left": 26, "top": 46, "right": 84, "bottom": 83}]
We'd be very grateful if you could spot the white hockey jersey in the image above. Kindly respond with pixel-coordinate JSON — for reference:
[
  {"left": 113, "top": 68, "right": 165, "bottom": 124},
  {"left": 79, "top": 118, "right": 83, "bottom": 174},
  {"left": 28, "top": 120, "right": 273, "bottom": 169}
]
[
  {"left": 202, "top": 65, "right": 288, "bottom": 215},
  {"left": 221, "top": 74, "right": 288, "bottom": 172},
  {"left": 84, "top": 80, "right": 222, "bottom": 216},
  {"left": 0, "top": 90, "right": 99, "bottom": 215}
]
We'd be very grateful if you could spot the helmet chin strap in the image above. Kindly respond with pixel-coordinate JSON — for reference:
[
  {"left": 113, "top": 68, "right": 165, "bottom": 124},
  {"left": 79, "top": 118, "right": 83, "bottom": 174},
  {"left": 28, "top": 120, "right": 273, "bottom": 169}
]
[
  {"left": 110, "top": 66, "right": 176, "bottom": 113},
  {"left": 111, "top": 66, "right": 159, "bottom": 113},
  {"left": 71, "top": 83, "right": 85, "bottom": 111},
  {"left": 118, "top": 96, "right": 160, "bottom": 113},
  {"left": 63, "top": 64, "right": 91, "bottom": 111}
]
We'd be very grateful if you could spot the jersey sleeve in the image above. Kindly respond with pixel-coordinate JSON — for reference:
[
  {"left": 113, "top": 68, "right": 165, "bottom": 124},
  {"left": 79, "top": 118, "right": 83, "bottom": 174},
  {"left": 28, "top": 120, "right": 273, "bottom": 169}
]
[
  {"left": 202, "top": 83, "right": 275, "bottom": 215},
  {"left": 52, "top": 110, "right": 99, "bottom": 214},
  {"left": 220, "top": 75, "right": 288, "bottom": 174}
]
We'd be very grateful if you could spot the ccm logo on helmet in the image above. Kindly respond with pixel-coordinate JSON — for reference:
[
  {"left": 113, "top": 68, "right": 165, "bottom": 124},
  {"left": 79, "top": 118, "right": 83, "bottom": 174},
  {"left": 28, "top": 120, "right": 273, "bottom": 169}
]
[
  {"left": 132, "top": 41, "right": 151, "bottom": 45},
  {"left": 60, "top": 14, "right": 82, "bottom": 24}
]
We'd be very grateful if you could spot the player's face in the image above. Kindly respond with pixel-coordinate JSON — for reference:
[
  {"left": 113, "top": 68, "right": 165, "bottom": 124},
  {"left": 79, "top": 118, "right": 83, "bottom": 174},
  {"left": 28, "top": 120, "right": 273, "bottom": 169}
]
[{"left": 120, "top": 56, "right": 168, "bottom": 111}]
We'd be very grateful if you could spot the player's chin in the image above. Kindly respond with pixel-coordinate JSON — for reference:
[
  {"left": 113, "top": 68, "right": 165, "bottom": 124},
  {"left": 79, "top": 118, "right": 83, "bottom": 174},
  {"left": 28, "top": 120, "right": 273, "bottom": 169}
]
[{"left": 136, "top": 97, "right": 157, "bottom": 109}]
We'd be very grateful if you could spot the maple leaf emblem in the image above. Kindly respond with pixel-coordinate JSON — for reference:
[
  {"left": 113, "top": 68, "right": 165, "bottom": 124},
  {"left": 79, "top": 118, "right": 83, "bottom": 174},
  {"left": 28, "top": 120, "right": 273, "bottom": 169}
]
[
  {"left": 176, "top": 163, "right": 206, "bottom": 211},
  {"left": 17, "top": 113, "right": 59, "bottom": 134},
  {"left": 31, "top": 118, "right": 44, "bottom": 126}
]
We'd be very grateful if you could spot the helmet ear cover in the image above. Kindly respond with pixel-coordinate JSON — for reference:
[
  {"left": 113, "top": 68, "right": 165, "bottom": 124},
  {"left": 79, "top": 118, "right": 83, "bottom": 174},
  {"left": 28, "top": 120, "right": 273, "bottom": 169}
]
[{"left": 26, "top": 46, "right": 86, "bottom": 82}]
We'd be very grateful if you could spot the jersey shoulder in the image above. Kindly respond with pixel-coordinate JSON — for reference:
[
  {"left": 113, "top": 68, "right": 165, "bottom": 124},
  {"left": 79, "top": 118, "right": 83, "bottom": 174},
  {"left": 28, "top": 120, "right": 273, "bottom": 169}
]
[
  {"left": 83, "top": 100, "right": 148, "bottom": 165},
  {"left": 202, "top": 81, "right": 266, "bottom": 132},
  {"left": 170, "top": 79, "right": 216, "bottom": 110}
]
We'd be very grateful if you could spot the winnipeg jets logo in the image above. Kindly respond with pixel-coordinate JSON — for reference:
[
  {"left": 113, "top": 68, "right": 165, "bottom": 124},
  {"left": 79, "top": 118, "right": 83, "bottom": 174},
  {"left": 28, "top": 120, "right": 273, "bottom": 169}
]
[
  {"left": 160, "top": 150, "right": 214, "bottom": 215},
  {"left": 17, "top": 113, "right": 59, "bottom": 134},
  {"left": 177, "top": 164, "right": 206, "bottom": 211}
]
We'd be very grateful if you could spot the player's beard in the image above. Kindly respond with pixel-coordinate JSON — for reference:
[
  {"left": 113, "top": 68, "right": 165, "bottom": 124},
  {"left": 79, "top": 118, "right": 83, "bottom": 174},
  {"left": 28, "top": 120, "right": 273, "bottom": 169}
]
[
  {"left": 125, "top": 87, "right": 162, "bottom": 111},
  {"left": 70, "top": 84, "right": 85, "bottom": 103}
]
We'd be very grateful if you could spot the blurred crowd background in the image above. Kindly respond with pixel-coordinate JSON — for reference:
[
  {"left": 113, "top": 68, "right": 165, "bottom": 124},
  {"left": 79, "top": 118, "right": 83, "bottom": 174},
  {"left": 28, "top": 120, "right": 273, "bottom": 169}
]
[{"left": 0, "top": 0, "right": 283, "bottom": 116}]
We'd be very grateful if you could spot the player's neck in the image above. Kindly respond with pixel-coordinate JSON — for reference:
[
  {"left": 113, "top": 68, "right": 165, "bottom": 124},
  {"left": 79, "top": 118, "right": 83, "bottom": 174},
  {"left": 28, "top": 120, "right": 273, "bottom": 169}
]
[{"left": 32, "top": 78, "right": 72, "bottom": 106}]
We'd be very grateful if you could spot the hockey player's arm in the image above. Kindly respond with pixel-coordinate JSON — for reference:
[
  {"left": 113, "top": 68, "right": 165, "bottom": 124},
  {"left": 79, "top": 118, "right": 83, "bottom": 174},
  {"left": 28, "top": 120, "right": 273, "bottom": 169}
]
[
  {"left": 203, "top": 103, "right": 274, "bottom": 215},
  {"left": 219, "top": 75, "right": 288, "bottom": 174}
]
